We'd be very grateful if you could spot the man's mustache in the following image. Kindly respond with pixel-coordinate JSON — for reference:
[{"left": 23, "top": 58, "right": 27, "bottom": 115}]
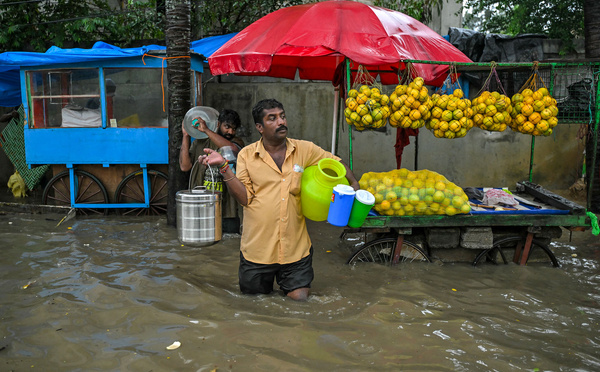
[{"left": 276, "top": 125, "right": 288, "bottom": 132}]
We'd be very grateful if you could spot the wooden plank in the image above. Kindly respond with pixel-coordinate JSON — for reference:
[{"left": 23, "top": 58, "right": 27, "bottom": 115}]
[
  {"left": 518, "top": 181, "right": 587, "bottom": 213},
  {"left": 361, "top": 213, "right": 590, "bottom": 229}
]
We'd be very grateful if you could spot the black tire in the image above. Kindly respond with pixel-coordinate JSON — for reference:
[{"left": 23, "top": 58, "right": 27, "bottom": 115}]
[
  {"left": 347, "top": 237, "right": 431, "bottom": 266},
  {"left": 42, "top": 170, "right": 108, "bottom": 215},
  {"left": 114, "top": 170, "right": 168, "bottom": 216},
  {"left": 473, "top": 236, "right": 559, "bottom": 267}
]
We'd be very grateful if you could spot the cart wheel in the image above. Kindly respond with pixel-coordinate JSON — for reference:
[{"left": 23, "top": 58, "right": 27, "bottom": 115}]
[
  {"left": 472, "top": 236, "right": 559, "bottom": 267},
  {"left": 347, "top": 237, "right": 431, "bottom": 266},
  {"left": 115, "top": 170, "right": 168, "bottom": 216},
  {"left": 42, "top": 170, "right": 109, "bottom": 216}
]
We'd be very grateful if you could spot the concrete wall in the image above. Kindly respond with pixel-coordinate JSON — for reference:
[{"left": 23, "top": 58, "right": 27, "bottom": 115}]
[
  {"left": 202, "top": 74, "right": 585, "bottom": 193},
  {"left": 430, "top": 0, "right": 463, "bottom": 35}
]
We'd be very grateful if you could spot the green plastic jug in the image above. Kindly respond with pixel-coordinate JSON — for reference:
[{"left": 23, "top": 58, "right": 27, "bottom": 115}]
[{"left": 301, "top": 158, "right": 349, "bottom": 221}]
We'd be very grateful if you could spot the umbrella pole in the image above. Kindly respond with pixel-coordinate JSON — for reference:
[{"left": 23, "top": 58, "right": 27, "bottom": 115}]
[
  {"left": 331, "top": 87, "right": 339, "bottom": 154},
  {"left": 414, "top": 133, "right": 419, "bottom": 170},
  {"left": 346, "top": 58, "right": 353, "bottom": 170}
]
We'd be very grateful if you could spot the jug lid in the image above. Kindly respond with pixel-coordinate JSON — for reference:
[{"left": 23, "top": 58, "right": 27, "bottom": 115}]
[
  {"left": 355, "top": 189, "right": 375, "bottom": 205},
  {"left": 333, "top": 184, "right": 355, "bottom": 195}
]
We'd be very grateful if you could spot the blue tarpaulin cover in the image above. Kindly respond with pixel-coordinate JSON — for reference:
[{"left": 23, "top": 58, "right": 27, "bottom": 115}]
[{"left": 0, "top": 33, "right": 236, "bottom": 107}]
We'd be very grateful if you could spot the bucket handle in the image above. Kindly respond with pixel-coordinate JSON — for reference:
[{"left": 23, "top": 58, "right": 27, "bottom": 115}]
[
  {"left": 191, "top": 185, "right": 207, "bottom": 193},
  {"left": 188, "top": 159, "right": 216, "bottom": 195}
]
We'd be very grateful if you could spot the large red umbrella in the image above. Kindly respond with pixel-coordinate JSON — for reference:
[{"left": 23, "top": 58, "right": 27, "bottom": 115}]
[{"left": 208, "top": 0, "right": 472, "bottom": 86}]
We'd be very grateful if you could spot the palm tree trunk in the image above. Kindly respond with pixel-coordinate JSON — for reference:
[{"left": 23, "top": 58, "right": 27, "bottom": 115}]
[
  {"left": 165, "top": 0, "right": 191, "bottom": 226},
  {"left": 584, "top": 0, "right": 600, "bottom": 59}
]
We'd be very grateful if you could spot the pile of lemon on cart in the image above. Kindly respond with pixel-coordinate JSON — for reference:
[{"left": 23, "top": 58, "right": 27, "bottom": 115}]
[{"left": 344, "top": 71, "right": 560, "bottom": 217}]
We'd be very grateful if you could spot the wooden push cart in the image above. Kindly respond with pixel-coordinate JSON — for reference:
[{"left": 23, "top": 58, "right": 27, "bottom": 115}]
[{"left": 340, "top": 61, "right": 599, "bottom": 267}]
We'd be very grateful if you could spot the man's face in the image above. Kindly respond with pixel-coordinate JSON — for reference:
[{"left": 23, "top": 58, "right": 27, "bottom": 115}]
[
  {"left": 217, "top": 121, "right": 237, "bottom": 140},
  {"left": 257, "top": 107, "right": 287, "bottom": 141}
]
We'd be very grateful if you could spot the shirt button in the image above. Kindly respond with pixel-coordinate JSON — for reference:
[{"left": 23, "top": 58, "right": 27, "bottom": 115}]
[
  {"left": 282, "top": 198, "right": 285, "bottom": 201},
  {"left": 281, "top": 218, "right": 284, "bottom": 221},
  {"left": 282, "top": 179, "right": 285, "bottom": 182}
]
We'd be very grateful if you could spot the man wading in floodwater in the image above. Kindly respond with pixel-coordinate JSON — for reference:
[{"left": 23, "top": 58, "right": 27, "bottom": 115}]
[{"left": 200, "top": 99, "right": 359, "bottom": 301}]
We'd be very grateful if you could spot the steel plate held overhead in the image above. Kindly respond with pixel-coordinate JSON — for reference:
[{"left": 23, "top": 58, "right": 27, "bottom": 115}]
[{"left": 183, "top": 106, "right": 219, "bottom": 139}]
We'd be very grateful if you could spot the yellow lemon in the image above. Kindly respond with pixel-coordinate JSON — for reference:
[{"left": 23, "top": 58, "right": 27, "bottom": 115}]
[{"left": 380, "top": 200, "right": 391, "bottom": 211}]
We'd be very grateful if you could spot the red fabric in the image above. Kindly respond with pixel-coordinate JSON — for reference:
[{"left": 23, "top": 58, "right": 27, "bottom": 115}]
[
  {"left": 395, "top": 128, "right": 419, "bottom": 169},
  {"left": 209, "top": 0, "right": 472, "bottom": 86}
]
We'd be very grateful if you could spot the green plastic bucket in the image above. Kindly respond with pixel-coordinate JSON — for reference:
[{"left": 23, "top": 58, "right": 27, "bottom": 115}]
[{"left": 348, "top": 190, "right": 375, "bottom": 228}]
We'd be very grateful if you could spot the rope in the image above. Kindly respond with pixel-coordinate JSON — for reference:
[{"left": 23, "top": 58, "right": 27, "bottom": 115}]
[{"left": 142, "top": 53, "right": 191, "bottom": 112}]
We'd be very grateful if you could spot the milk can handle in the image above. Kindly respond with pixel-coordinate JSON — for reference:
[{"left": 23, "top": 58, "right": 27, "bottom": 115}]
[
  {"left": 191, "top": 186, "right": 207, "bottom": 194},
  {"left": 188, "top": 160, "right": 216, "bottom": 195}
]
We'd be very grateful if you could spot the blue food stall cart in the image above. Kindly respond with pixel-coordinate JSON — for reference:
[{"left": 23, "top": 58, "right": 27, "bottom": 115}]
[{"left": 13, "top": 42, "right": 207, "bottom": 215}]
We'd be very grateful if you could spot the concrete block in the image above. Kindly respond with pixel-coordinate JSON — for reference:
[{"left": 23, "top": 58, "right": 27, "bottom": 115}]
[
  {"left": 430, "top": 248, "right": 481, "bottom": 263},
  {"left": 534, "top": 226, "right": 562, "bottom": 239},
  {"left": 460, "top": 227, "right": 493, "bottom": 249},
  {"left": 425, "top": 227, "right": 459, "bottom": 249}
]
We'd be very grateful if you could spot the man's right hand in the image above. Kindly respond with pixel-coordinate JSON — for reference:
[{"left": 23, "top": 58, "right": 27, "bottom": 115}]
[{"left": 193, "top": 117, "right": 209, "bottom": 133}]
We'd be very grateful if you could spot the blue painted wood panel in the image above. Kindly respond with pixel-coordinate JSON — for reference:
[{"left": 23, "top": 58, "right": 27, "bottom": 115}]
[{"left": 24, "top": 127, "right": 168, "bottom": 165}]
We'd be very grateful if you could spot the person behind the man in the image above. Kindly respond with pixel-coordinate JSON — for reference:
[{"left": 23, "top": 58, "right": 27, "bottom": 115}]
[
  {"left": 180, "top": 108, "right": 245, "bottom": 233},
  {"left": 199, "top": 99, "right": 359, "bottom": 301}
]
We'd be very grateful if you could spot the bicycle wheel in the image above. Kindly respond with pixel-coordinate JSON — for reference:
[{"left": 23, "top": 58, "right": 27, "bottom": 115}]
[
  {"left": 473, "top": 236, "right": 559, "bottom": 267},
  {"left": 347, "top": 237, "right": 431, "bottom": 266},
  {"left": 42, "top": 170, "right": 108, "bottom": 215},
  {"left": 115, "top": 170, "right": 168, "bottom": 216}
]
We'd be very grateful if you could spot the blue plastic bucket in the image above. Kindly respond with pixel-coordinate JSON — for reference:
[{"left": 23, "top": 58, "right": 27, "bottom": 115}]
[{"left": 327, "top": 184, "right": 356, "bottom": 226}]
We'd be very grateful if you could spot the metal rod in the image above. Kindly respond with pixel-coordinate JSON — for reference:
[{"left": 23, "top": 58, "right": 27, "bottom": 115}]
[
  {"left": 29, "top": 94, "right": 99, "bottom": 99},
  {"left": 331, "top": 87, "right": 339, "bottom": 153},
  {"left": 335, "top": 91, "right": 342, "bottom": 155},
  {"left": 99, "top": 68, "right": 107, "bottom": 129},
  {"left": 414, "top": 132, "right": 419, "bottom": 170},
  {"left": 400, "top": 59, "right": 555, "bottom": 68},
  {"left": 529, "top": 135, "right": 535, "bottom": 182},
  {"left": 68, "top": 166, "right": 76, "bottom": 208},
  {"left": 588, "top": 65, "right": 600, "bottom": 210},
  {"left": 346, "top": 58, "right": 353, "bottom": 170}
]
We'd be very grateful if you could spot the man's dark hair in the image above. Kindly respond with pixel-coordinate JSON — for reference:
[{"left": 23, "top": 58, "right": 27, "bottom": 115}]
[
  {"left": 218, "top": 109, "right": 241, "bottom": 129},
  {"left": 252, "top": 99, "right": 284, "bottom": 125}
]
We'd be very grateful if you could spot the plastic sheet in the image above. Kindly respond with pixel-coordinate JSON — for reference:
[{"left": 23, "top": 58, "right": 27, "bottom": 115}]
[{"left": 209, "top": 1, "right": 472, "bottom": 86}]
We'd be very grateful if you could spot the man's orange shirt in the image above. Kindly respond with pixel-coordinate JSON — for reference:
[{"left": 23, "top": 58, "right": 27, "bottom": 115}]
[{"left": 236, "top": 138, "right": 341, "bottom": 264}]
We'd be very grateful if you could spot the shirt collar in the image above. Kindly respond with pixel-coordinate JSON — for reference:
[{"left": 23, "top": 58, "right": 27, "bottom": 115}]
[{"left": 255, "top": 138, "right": 296, "bottom": 159}]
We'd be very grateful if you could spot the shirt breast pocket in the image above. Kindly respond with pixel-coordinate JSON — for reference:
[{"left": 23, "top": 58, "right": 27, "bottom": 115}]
[{"left": 290, "top": 169, "right": 302, "bottom": 196}]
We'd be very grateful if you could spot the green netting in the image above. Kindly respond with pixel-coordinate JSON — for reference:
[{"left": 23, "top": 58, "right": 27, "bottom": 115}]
[
  {"left": 459, "top": 64, "right": 596, "bottom": 125},
  {"left": 0, "top": 106, "right": 49, "bottom": 190},
  {"left": 551, "top": 64, "right": 597, "bottom": 125}
]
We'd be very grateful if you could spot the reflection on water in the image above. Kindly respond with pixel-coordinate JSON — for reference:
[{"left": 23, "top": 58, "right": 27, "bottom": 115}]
[{"left": 1, "top": 214, "right": 599, "bottom": 371}]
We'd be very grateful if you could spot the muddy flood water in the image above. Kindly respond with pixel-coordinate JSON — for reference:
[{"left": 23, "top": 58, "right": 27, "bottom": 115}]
[{"left": 1, "top": 212, "right": 599, "bottom": 371}]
